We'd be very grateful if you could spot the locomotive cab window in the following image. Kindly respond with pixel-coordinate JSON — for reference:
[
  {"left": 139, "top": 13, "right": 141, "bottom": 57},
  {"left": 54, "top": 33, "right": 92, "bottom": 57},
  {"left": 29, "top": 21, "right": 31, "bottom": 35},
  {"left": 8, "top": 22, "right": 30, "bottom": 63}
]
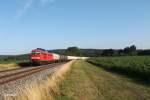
[{"left": 32, "top": 52, "right": 41, "bottom": 55}]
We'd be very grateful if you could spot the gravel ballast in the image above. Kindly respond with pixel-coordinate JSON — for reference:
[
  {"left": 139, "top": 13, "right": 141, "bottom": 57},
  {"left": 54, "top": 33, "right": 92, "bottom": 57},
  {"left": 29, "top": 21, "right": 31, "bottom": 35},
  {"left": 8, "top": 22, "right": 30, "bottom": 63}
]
[{"left": 0, "top": 64, "right": 64, "bottom": 100}]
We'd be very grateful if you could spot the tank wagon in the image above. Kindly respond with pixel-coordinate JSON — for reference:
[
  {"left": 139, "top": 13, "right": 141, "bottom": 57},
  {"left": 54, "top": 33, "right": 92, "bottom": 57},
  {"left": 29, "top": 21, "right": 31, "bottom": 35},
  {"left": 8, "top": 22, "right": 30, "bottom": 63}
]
[{"left": 30, "top": 48, "right": 88, "bottom": 65}]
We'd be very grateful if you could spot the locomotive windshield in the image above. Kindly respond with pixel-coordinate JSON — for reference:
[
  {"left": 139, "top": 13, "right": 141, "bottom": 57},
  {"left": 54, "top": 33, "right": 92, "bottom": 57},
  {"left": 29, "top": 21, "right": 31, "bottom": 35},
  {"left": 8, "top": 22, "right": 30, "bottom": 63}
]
[{"left": 32, "top": 52, "right": 41, "bottom": 55}]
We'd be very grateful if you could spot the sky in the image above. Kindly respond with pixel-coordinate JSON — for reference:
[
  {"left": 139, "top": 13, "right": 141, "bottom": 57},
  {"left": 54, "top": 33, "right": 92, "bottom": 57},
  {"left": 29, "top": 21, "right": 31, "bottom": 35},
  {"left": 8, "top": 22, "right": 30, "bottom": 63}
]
[{"left": 0, "top": 0, "right": 149, "bottom": 54}]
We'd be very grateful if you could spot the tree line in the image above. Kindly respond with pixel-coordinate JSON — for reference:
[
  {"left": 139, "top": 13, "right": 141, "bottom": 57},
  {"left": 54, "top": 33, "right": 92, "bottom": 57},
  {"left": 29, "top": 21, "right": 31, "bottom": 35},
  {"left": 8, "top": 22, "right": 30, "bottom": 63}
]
[
  {"left": 63, "top": 45, "right": 150, "bottom": 57},
  {"left": 0, "top": 54, "right": 29, "bottom": 63},
  {"left": 0, "top": 45, "right": 150, "bottom": 63}
]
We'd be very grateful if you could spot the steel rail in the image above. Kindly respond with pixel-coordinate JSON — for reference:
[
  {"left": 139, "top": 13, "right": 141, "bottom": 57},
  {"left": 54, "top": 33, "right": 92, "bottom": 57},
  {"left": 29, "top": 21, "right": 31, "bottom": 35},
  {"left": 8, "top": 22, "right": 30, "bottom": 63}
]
[{"left": 0, "top": 63, "right": 65, "bottom": 85}]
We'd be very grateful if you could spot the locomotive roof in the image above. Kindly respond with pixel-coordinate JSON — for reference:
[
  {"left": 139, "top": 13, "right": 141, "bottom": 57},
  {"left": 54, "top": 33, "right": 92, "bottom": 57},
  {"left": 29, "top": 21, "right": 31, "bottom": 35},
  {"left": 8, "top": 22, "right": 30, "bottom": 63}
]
[{"left": 32, "top": 49, "right": 48, "bottom": 53}]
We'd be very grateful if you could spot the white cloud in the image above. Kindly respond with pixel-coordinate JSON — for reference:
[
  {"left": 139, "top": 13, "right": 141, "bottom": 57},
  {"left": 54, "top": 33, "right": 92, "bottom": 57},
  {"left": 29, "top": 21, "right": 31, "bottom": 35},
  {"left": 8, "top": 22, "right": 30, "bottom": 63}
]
[
  {"left": 15, "top": 0, "right": 35, "bottom": 19},
  {"left": 15, "top": 0, "right": 55, "bottom": 19}
]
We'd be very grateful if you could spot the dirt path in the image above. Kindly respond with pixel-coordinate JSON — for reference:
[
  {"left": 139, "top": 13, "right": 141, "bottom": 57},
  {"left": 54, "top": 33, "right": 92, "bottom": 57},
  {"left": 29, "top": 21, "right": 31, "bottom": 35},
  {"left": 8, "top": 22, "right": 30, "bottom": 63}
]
[{"left": 56, "top": 60, "right": 150, "bottom": 100}]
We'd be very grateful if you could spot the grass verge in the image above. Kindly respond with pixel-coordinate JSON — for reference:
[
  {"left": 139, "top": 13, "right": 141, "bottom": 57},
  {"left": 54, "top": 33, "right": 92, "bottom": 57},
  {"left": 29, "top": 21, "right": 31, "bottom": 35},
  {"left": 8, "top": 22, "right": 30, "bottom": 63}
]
[
  {"left": 0, "top": 61, "right": 32, "bottom": 71},
  {"left": 0, "top": 63, "right": 20, "bottom": 71},
  {"left": 55, "top": 60, "right": 150, "bottom": 100},
  {"left": 6, "top": 61, "right": 74, "bottom": 100}
]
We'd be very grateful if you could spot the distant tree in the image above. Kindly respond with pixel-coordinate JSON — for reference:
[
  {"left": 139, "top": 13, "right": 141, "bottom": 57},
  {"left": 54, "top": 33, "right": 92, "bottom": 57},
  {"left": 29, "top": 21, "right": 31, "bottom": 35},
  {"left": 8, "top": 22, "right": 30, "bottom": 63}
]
[
  {"left": 113, "top": 50, "right": 119, "bottom": 56},
  {"left": 65, "top": 47, "right": 82, "bottom": 56},
  {"left": 138, "top": 49, "right": 150, "bottom": 55},
  {"left": 130, "top": 45, "right": 136, "bottom": 52},
  {"left": 129, "top": 45, "right": 137, "bottom": 55},
  {"left": 124, "top": 45, "right": 137, "bottom": 56},
  {"left": 80, "top": 49, "right": 103, "bottom": 57},
  {"left": 118, "top": 49, "right": 125, "bottom": 56},
  {"left": 124, "top": 46, "right": 130, "bottom": 54},
  {"left": 102, "top": 49, "right": 115, "bottom": 56}
]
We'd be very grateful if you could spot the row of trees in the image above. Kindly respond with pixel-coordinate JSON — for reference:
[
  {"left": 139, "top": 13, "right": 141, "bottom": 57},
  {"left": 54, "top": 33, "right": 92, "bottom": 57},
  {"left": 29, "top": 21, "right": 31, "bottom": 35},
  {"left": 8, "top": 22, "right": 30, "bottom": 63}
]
[
  {"left": 65, "top": 47, "right": 82, "bottom": 56},
  {"left": 102, "top": 45, "right": 137, "bottom": 56},
  {"left": 64, "top": 45, "right": 150, "bottom": 57},
  {"left": 0, "top": 45, "right": 149, "bottom": 63}
]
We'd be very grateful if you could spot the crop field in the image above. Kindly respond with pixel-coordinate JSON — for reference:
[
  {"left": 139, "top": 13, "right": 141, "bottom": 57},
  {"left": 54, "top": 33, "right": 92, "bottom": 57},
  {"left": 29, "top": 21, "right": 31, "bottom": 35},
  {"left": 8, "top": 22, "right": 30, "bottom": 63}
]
[{"left": 88, "top": 56, "right": 150, "bottom": 83}]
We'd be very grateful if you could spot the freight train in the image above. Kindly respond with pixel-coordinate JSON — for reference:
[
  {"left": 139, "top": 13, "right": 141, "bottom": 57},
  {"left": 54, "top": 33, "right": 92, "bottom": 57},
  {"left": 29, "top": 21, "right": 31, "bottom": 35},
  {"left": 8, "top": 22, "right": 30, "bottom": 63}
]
[{"left": 30, "top": 48, "right": 87, "bottom": 65}]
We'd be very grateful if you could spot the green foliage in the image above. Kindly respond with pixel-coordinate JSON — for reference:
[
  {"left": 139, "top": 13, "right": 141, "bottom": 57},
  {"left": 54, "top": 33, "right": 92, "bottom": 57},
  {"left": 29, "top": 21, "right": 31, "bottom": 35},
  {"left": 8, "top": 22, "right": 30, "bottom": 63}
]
[
  {"left": 101, "top": 49, "right": 119, "bottom": 56},
  {"left": 65, "top": 47, "right": 82, "bottom": 56},
  {"left": 88, "top": 56, "right": 150, "bottom": 82},
  {"left": 0, "top": 54, "right": 29, "bottom": 64},
  {"left": 138, "top": 49, "right": 150, "bottom": 55},
  {"left": 123, "top": 45, "right": 137, "bottom": 55},
  {"left": 49, "top": 45, "right": 150, "bottom": 57}
]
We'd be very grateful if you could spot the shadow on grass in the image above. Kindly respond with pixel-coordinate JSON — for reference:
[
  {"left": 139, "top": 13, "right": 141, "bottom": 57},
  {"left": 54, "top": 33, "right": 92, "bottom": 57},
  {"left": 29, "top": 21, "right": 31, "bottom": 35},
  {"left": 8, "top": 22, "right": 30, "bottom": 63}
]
[
  {"left": 18, "top": 62, "right": 34, "bottom": 67},
  {"left": 18, "top": 61, "right": 54, "bottom": 67},
  {"left": 87, "top": 61, "right": 150, "bottom": 87}
]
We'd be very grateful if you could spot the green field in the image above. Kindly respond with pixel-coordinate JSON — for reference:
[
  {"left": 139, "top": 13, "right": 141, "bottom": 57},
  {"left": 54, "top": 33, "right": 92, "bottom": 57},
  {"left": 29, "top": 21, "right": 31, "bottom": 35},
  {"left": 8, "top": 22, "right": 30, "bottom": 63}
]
[
  {"left": 88, "top": 56, "right": 150, "bottom": 83},
  {"left": 56, "top": 60, "right": 150, "bottom": 100}
]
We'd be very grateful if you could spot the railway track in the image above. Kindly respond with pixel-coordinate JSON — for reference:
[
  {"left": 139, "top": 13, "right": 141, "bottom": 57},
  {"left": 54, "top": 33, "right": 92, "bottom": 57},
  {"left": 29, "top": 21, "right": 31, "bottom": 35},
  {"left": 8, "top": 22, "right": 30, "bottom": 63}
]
[{"left": 0, "top": 63, "right": 65, "bottom": 85}]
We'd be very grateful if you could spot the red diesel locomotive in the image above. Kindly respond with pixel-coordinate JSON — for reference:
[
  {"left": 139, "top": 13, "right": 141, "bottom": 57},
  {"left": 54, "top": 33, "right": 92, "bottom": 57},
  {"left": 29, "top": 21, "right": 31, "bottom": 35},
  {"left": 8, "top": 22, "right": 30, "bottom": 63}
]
[{"left": 30, "top": 48, "right": 67, "bottom": 65}]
